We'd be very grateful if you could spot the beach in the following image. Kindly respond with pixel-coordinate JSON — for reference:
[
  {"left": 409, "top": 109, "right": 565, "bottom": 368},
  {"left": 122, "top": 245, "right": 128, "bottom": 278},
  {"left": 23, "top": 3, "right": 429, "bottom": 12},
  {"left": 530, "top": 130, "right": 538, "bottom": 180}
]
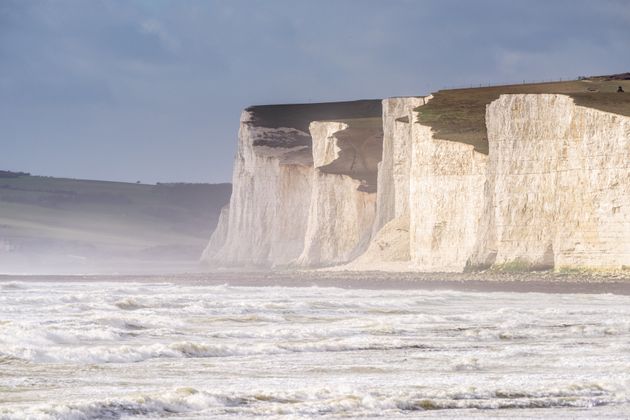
[{"left": 3, "top": 269, "right": 630, "bottom": 294}]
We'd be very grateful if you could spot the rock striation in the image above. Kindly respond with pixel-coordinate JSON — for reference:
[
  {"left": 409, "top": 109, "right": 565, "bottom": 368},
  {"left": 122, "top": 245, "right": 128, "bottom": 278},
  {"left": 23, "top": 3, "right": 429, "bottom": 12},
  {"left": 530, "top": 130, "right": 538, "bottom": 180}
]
[{"left": 204, "top": 89, "right": 630, "bottom": 272}]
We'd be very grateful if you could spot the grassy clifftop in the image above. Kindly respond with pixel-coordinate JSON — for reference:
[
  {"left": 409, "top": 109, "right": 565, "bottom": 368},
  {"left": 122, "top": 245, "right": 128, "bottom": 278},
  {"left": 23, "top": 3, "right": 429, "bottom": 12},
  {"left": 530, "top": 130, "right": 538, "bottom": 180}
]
[{"left": 416, "top": 74, "right": 630, "bottom": 154}]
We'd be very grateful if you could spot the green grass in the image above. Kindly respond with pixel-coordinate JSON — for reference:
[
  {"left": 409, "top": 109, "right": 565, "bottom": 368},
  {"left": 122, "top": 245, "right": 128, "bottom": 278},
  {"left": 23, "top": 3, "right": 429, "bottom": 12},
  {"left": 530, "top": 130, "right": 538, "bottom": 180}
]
[
  {"left": 491, "top": 258, "right": 557, "bottom": 273},
  {"left": 415, "top": 76, "right": 630, "bottom": 154},
  {"left": 491, "top": 259, "right": 535, "bottom": 273},
  {"left": 0, "top": 174, "right": 231, "bottom": 264}
]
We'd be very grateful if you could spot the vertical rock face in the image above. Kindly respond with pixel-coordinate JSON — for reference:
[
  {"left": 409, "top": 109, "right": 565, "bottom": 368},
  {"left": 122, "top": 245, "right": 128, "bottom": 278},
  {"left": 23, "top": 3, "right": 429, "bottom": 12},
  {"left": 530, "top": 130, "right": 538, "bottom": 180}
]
[
  {"left": 298, "top": 171, "right": 376, "bottom": 266},
  {"left": 297, "top": 121, "right": 378, "bottom": 266},
  {"left": 349, "top": 97, "right": 428, "bottom": 270},
  {"left": 203, "top": 101, "right": 382, "bottom": 267},
  {"left": 482, "top": 94, "right": 630, "bottom": 270},
  {"left": 354, "top": 93, "right": 629, "bottom": 272},
  {"left": 373, "top": 97, "right": 428, "bottom": 233},
  {"left": 409, "top": 121, "right": 488, "bottom": 272},
  {"left": 204, "top": 92, "right": 629, "bottom": 272},
  {"left": 204, "top": 110, "right": 314, "bottom": 266}
]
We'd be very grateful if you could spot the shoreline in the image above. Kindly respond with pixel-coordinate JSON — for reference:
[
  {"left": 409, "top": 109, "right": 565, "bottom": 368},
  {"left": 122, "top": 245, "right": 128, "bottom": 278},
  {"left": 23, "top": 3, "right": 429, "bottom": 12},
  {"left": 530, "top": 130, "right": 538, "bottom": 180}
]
[{"left": 2, "top": 270, "right": 630, "bottom": 295}]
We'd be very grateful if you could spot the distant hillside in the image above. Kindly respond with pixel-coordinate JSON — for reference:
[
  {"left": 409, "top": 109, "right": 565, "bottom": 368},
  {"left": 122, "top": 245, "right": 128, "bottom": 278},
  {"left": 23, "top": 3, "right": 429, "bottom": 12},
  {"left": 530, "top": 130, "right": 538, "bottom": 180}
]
[{"left": 0, "top": 172, "right": 231, "bottom": 274}]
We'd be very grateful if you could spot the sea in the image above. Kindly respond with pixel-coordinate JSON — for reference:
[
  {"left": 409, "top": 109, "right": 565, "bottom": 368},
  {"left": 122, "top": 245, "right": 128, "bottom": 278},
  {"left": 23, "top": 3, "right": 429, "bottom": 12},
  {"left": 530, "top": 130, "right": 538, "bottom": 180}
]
[{"left": 1, "top": 279, "right": 629, "bottom": 419}]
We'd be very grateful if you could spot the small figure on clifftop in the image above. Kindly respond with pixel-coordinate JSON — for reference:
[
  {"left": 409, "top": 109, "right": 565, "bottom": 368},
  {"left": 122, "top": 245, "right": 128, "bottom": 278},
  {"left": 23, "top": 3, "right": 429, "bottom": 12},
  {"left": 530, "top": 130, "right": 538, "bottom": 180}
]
[{"left": 617, "top": 86, "right": 625, "bottom": 93}]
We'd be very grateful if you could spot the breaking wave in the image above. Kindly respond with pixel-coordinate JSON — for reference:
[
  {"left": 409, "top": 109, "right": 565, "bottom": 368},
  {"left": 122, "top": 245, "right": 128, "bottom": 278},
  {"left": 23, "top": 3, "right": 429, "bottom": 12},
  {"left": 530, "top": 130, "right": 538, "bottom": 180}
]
[
  {"left": 3, "top": 338, "right": 433, "bottom": 364},
  {"left": 2, "top": 384, "right": 622, "bottom": 420}
]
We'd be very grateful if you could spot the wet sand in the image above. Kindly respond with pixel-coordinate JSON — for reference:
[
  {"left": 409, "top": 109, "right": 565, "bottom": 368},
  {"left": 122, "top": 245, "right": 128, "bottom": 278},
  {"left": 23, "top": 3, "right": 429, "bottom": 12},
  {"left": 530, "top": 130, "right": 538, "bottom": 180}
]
[{"left": 2, "top": 270, "right": 630, "bottom": 295}]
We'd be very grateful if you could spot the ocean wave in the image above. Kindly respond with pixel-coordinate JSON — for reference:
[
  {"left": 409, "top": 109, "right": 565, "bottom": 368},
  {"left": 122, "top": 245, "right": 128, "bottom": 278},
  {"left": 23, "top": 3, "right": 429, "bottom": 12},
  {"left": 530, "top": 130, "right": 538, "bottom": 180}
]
[
  {"left": 0, "top": 323, "right": 124, "bottom": 349},
  {"left": 2, "top": 337, "right": 433, "bottom": 364},
  {"left": 0, "top": 388, "right": 216, "bottom": 420},
  {"left": 0, "top": 353, "right": 23, "bottom": 365},
  {"left": 1, "top": 383, "right": 622, "bottom": 419},
  {"left": 3, "top": 281, "right": 630, "bottom": 419},
  {"left": 113, "top": 297, "right": 149, "bottom": 310},
  {"left": 0, "top": 281, "right": 27, "bottom": 290},
  {"left": 205, "top": 321, "right": 415, "bottom": 340}
]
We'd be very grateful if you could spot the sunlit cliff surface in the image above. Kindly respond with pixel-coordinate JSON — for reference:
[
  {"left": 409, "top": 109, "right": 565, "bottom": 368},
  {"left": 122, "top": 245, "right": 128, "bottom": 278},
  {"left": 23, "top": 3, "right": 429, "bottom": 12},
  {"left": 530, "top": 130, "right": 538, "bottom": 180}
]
[{"left": 204, "top": 75, "right": 630, "bottom": 272}]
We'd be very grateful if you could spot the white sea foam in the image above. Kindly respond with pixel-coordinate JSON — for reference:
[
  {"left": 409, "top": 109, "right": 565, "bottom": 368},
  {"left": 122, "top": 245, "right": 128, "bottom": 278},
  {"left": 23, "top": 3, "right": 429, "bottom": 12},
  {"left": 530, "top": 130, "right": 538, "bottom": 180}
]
[
  {"left": 1, "top": 280, "right": 630, "bottom": 418},
  {"left": 1, "top": 383, "right": 625, "bottom": 420},
  {"left": 2, "top": 337, "right": 436, "bottom": 364},
  {"left": 0, "top": 281, "right": 27, "bottom": 290}
]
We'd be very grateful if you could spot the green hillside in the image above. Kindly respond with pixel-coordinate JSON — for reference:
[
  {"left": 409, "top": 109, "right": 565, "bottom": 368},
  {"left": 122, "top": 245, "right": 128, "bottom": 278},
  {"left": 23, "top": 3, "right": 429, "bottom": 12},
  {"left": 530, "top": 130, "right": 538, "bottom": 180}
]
[{"left": 0, "top": 171, "right": 231, "bottom": 273}]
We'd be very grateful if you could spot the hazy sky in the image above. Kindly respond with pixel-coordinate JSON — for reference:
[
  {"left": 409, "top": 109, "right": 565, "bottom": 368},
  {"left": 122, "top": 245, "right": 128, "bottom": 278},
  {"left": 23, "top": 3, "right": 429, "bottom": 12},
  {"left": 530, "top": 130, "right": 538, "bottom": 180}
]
[{"left": 1, "top": 0, "right": 629, "bottom": 184}]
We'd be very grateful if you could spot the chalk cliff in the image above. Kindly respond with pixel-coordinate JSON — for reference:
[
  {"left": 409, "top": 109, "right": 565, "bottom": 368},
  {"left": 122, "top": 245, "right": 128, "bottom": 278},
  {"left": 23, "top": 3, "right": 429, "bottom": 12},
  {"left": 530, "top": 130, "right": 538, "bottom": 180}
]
[
  {"left": 373, "top": 97, "right": 427, "bottom": 232},
  {"left": 296, "top": 119, "right": 381, "bottom": 266},
  {"left": 203, "top": 101, "right": 381, "bottom": 267},
  {"left": 409, "top": 114, "right": 488, "bottom": 272},
  {"left": 478, "top": 94, "right": 630, "bottom": 271},
  {"left": 350, "top": 97, "right": 427, "bottom": 269},
  {"left": 203, "top": 110, "right": 313, "bottom": 266},
  {"left": 204, "top": 86, "right": 629, "bottom": 272}
]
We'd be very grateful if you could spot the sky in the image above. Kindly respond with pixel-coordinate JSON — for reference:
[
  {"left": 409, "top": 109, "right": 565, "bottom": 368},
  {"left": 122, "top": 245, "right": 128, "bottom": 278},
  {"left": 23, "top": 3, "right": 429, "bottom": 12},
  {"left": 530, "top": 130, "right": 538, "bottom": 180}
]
[{"left": 1, "top": 0, "right": 629, "bottom": 184}]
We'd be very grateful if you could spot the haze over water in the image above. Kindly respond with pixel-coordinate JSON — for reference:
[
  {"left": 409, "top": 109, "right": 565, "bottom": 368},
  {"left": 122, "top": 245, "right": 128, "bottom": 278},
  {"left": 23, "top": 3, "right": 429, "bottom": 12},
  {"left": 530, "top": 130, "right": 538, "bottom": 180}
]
[{"left": 1, "top": 279, "right": 629, "bottom": 419}]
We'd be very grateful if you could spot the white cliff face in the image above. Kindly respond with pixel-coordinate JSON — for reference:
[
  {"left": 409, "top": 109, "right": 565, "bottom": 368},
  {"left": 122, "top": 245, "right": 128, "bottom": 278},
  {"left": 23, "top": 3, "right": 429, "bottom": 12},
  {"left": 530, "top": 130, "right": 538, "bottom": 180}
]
[
  {"left": 205, "top": 111, "right": 313, "bottom": 267},
  {"left": 310, "top": 121, "right": 346, "bottom": 168},
  {"left": 202, "top": 102, "right": 382, "bottom": 268},
  {"left": 373, "top": 97, "right": 427, "bottom": 234},
  {"left": 350, "top": 97, "right": 428, "bottom": 270},
  {"left": 204, "top": 94, "right": 629, "bottom": 272},
  {"left": 297, "top": 122, "right": 376, "bottom": 266},
  {"left": 297, "top": 172, "right": 376, "bottom": 266},
  {"left": 409, "top": 117, "right": 488, "bottom": 272},
  {"left": 483, "top": 94, "right": 630, "bottom": 270},
  {"left": 407, "top": 93, "right": 629, "bottom": 272}
]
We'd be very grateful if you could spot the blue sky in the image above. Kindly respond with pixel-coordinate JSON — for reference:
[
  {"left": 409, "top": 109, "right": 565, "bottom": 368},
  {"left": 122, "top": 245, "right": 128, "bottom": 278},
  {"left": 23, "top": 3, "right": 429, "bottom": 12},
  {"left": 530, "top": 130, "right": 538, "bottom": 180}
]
[{"left": 1, "top": 0, "right": 629, "bottom": 183}]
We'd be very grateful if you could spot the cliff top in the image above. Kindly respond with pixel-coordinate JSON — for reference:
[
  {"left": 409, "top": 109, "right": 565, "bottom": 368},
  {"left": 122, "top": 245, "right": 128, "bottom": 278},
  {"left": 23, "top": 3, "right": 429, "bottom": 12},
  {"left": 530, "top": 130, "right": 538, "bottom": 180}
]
[
  {"left": 416, "top": 75, "right": 630, "bottom": 155},
  {"left": 245, "top": 100, "right": 382, "bottom": 133}
]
